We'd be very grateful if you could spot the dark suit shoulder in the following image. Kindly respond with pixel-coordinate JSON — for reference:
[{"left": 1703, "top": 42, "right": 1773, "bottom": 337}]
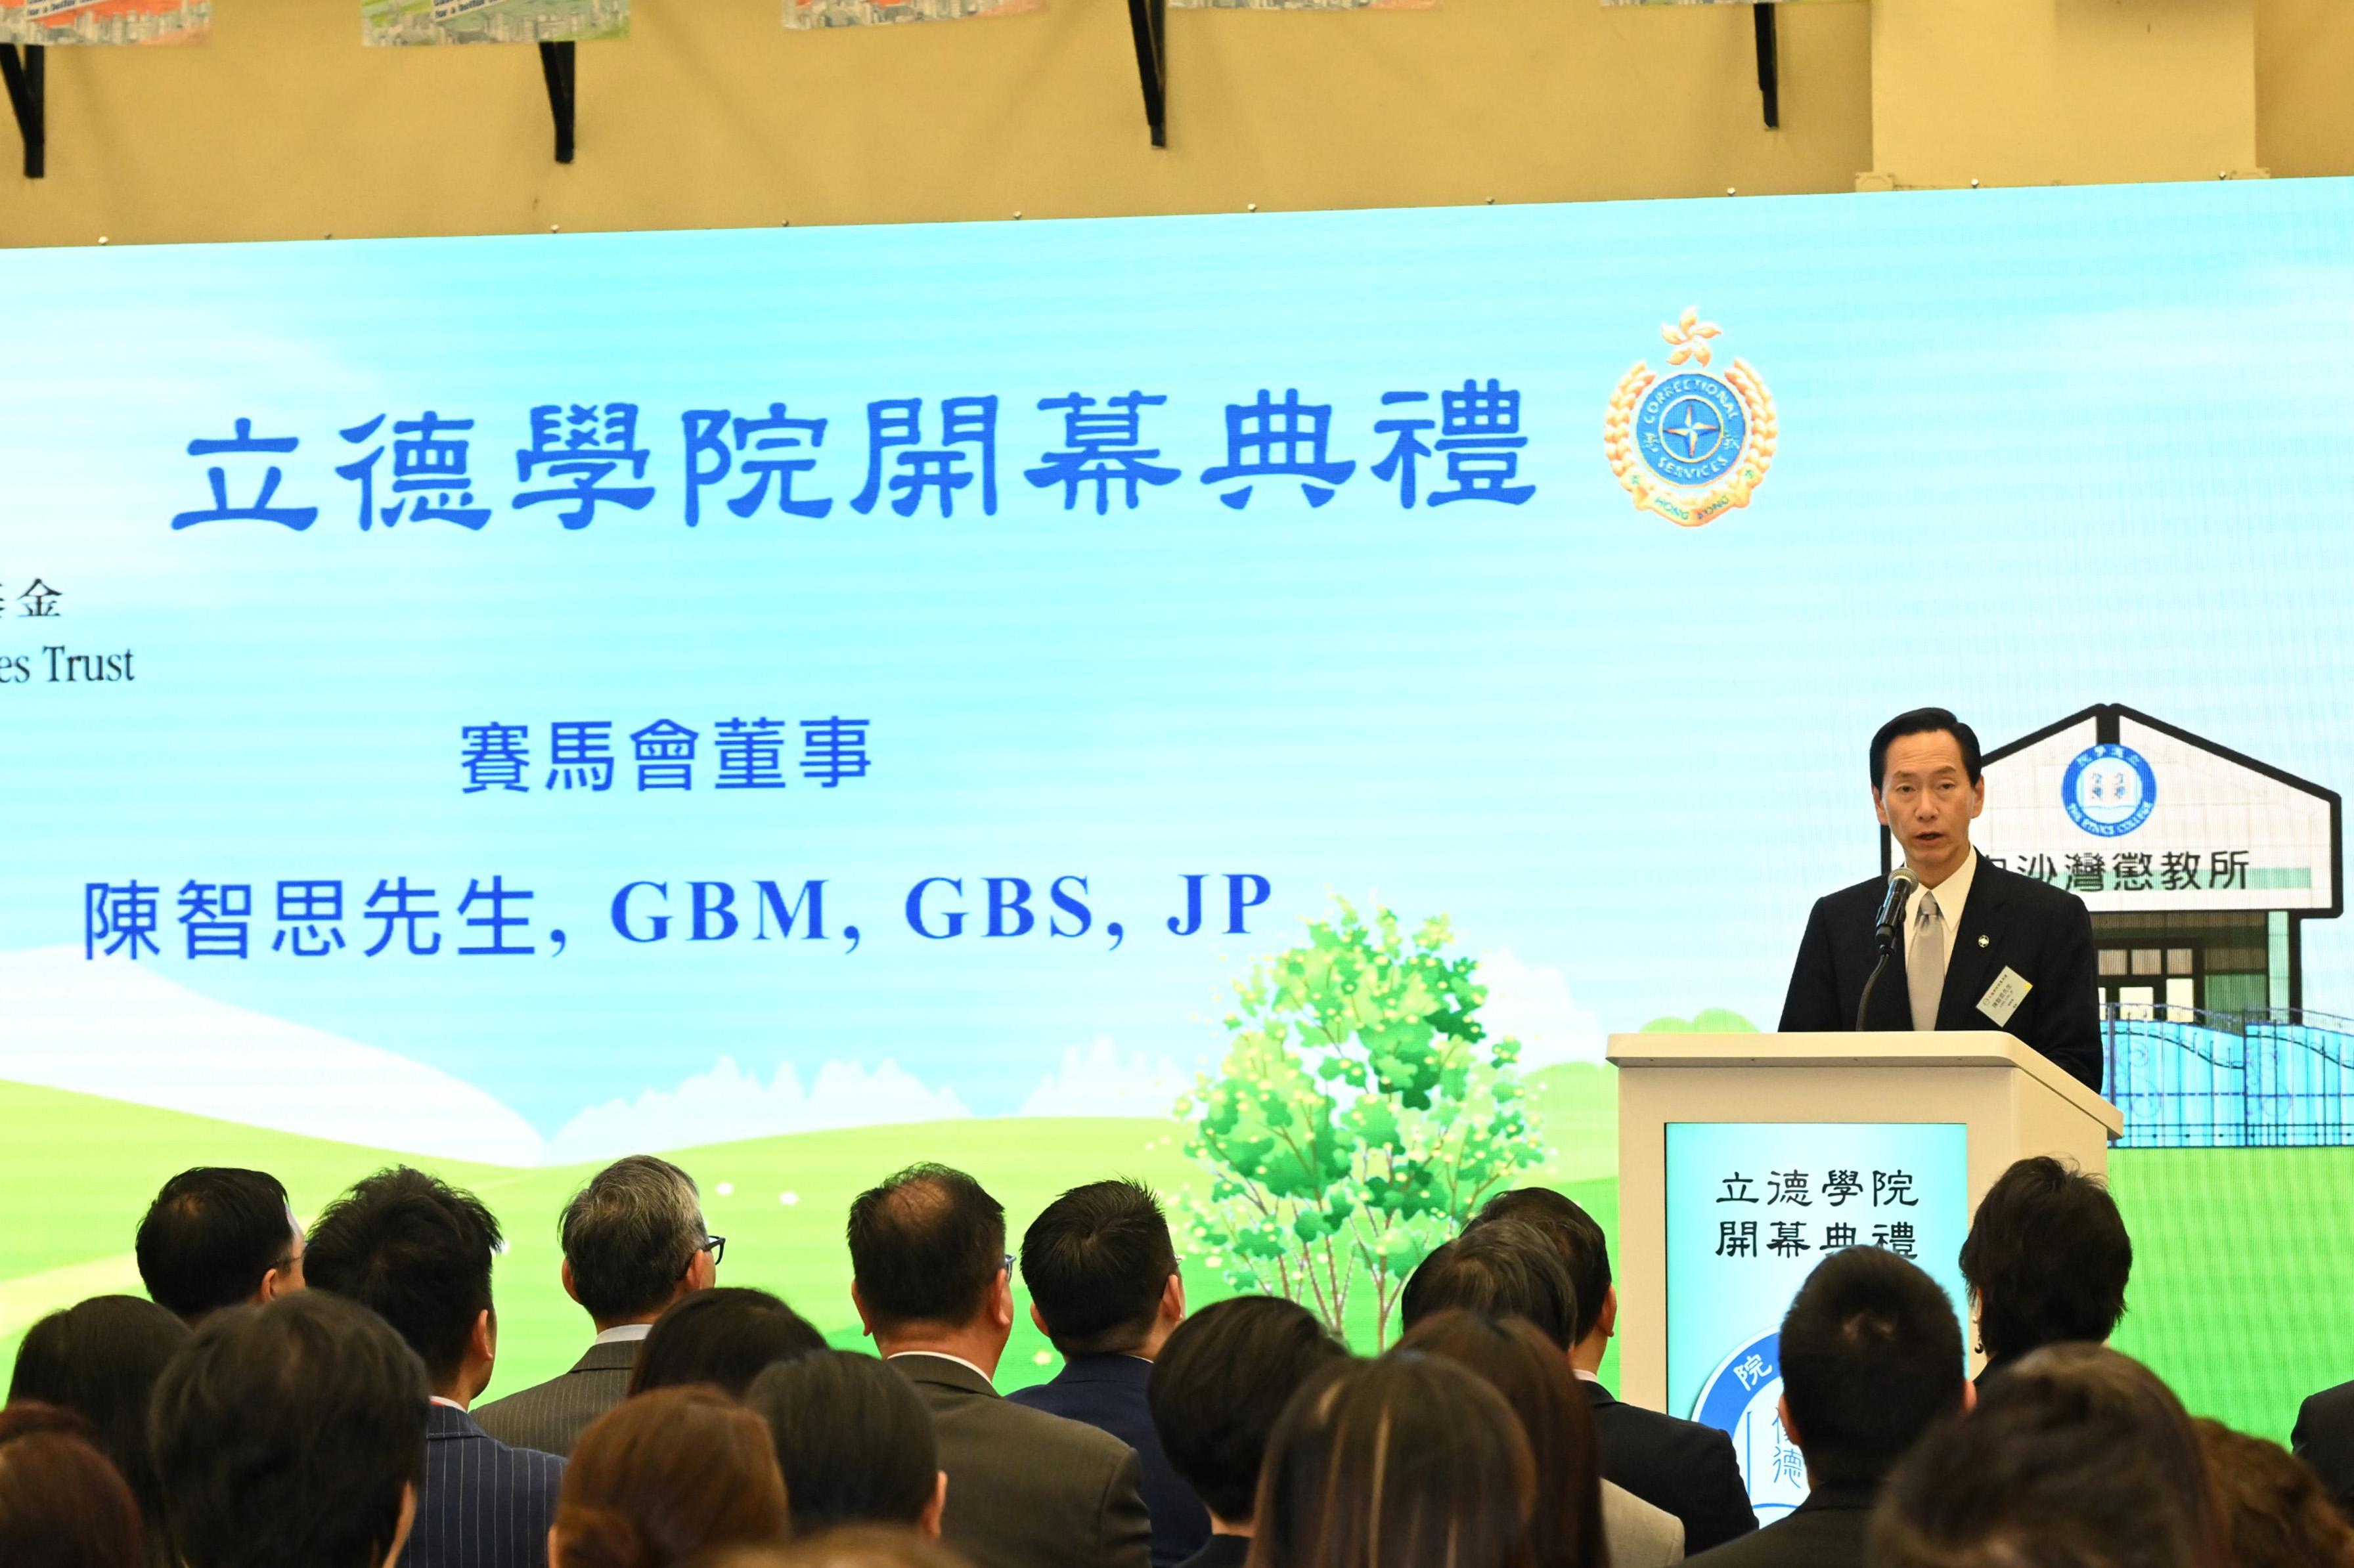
[
  {"left": 1683, "top": 1490, "right": 1870, "bottom": 1568},
  {"left": 1592, "top": 1399, "right": 1758, "bottom": 1554}
]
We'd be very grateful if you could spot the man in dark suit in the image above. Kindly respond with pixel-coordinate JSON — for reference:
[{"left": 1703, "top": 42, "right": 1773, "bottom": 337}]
[
  {"left": 1466, "top": 1189, "right": 1758, "bottom": 1554},
  {"left": 1685, "top": 1248, "right": 1972, "bottom": 1568},
  {"left": 2292, "top": 1379, "right": 2354, "bottom": 1525},
  {"left": 850, "top": 1162, "right": 1151, "bottom": 1568},
  {"left": 304, "top": 1167, "right": 564, "bottom": 1568},
  {"left": 1010, "top": 1179, "right": 1210, "bottom": 1568},
  {"left": 1147, "top": 1296, "right": 1352, "bottom": 1568},
  {"left": 476, "top": 1156, "right": 717, "bottom": 1457},
  {"left": 1780, "top": 707, "right": 2102, "bottom": 1092}
]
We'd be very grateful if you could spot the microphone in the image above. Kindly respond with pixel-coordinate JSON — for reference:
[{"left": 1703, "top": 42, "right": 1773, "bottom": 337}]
[{"left": 1875, "top": 865, "right": 1921, "bottom": 955}]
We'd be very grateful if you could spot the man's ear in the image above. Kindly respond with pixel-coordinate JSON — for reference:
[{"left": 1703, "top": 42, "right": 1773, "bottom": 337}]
[
  {"left": 1961, "top": 1378, "right": 1978, "bottom": 1415},
  {"left": 989, "top": 1268, "right": 1015, "bottom": 1332},
  {"left": 561, "top": 1259, "right": 581, "bottom": 1307},
  {"left": 1161, "top": 1271, "right": 1187, "bottom": 1326},
  {"left": 1598, "top": 1286, "right": 1619, "bottom": 1341},
  {"left": 851, "top": 1281, "right": 875, "bottom": 1338},
  {"left": 474, "top": 1307, "right": 497, "bottom": 1367},
  {"left": 1872, "top": 786, "right": 1890, "bottom": 827},
  {"left": 1029, "top": 1301, "right": 1052, "bottom": 1338},
  {"left": 919, "top": 1470, "right": 948, "bottom": 1538},
  {"left": 1777, "top": 1392, "right": 1802, "bottom": 1450}
]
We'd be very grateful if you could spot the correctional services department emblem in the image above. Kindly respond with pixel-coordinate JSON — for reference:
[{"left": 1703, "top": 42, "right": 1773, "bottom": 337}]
[
  {"left": 1604, "top": 307, "right": 1777, "bottom": 528},
  {"left": 2063, "top": 743, "right": 2158, "bottom": 838}
]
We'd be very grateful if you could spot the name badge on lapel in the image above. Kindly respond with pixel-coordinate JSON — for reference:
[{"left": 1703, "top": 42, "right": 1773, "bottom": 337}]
[{"left": 1978, "top": 967, "right": 2033, "bottom": 1028}]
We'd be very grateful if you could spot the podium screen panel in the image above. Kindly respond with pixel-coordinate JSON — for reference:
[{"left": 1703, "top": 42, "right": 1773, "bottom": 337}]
[{"left": 1664, "top": 1122, "right": 1969, "bottom": 1520}]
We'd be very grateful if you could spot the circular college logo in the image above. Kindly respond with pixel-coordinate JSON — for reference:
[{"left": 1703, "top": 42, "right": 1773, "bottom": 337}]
[
  {"left": 1605, "top": 307, "right": 1777, "bottom": 528},
  {"left": 2062, "top": 743, "right": 2157, "bottom": 838},
  {"left": 1693, "top": 1330, "right": 1804, "bottom": 1523}
]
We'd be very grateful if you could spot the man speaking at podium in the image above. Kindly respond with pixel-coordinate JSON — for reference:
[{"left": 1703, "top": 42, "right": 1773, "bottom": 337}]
[{"left": 1779, "top": 708, "right": 2102, "bottom": 1091}]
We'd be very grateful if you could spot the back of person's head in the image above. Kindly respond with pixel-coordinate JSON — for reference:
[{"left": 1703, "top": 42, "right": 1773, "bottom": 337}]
[
  {"left": 705, "top": 1527, "right": 977, "bottom": 1568},
  {"left": 0, "top": 1402, "right": 146, "bottom": 1568},
  {"left": 560, "top": 1156, "right": 709, "bottom": 1326},
  {"left": 1868, "top": 1343, "right": 2221, "bottom": 1568},
  {"left": 846, "top": 1164, "right": 1005, "bottom": 1334},
  {"left": 1777, "top": 1248, "right": 1966, "bottom": 1489},
  {"left": 1470, "top": 1189, "right": 1612, "bottom": 1346},
  {"left": 1148, "top": 1295, "right": 1353, "bottom": 1528},
  {"left": 2193, "top": 1418, "right": 2354, "bottom": 1568},
  {"left": 1019, "top": 1179, "right": 1178, "bottom": 1357},
  {"left": 133, "top": 1167, "right": 299, "bottom": 1322},
  {"left": 7, "top": 1294, "right": 191, "bottom": 1540},
  {"left": 148, "top": 1290, "right": 430, "bottom": 1568},
  {"left": 744, "top": 1351, "right": 938, "bottom": 1533},
  {"left": 1398, "top": 1223, "right": 1578, "bottom": 1351},
  {"left": 555, "top": 1385, "right": 789, "bottom": 1568},
  {"left": 1394, "top": 1312, "right": 1605, "bottom": 1568},
  {"left": 627, "top": 1287, "right": 826, "bottom": 1397},
  {"left": 1249, "top": 1354, "right": 1536, "bottom": 1568},
  {"left": 301, "top": 1165, "right": 501, "bottom": 1387},
  {"left": 1958, "top": 1156, "right": 2132, "bottom": 1363}
]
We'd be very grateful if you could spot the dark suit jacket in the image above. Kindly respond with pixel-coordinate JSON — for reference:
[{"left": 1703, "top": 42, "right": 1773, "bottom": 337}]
[
  {"left": 2292, "top": 1378, "right": 2354, "bottom": 1526},
  {"left": 474, "top": 1339, "right": 638, "bottom": 1458},
  {"left": 1585, "top": 1382, "right": 1758, "bottom": 1554},
  {"left": 893, "top": 1353, "right": 1151, "bottom": 1568},
  {"left": 1171, "top": 1536, "right": 1250, "bottom": 1568},
  {"left": 1009, "top": 1355, "right": 1212, "bottom": 1568},
  {"left": 1778, "top": 856, "right": 2102, "bottom": 1091},
  {"left": 1681, "top": 1481, "right": 1875, "bottom": 1568},
  {"left": 400, "top": 1403, "right": 566, "bottom": 1568}
]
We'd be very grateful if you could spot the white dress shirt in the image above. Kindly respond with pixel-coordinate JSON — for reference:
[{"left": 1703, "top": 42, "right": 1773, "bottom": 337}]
[
  {"left": 592, "top": 1321, "right": 654, "bottom": 1345},
  {"left": 887, "top": 1349, "right": 997, "bottom": 1390},
  {"left": 1903, "top": 848, "right": 1979, "bottom": 974}
]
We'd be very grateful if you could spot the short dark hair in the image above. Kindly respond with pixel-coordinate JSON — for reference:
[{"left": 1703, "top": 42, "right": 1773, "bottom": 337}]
[
  {"left": 846, "top": 1164, "right": 1006, "bottom": 1332},
  {"left": 1867, "top": 1343, "right": 2219, "bottom": 1568},
  {"left": 558, "top": 1156, "right": 707, "bottom": 1325},
  {"left": 133, "top": 1168, "right": 296, "bottom": 1322},
  {"left": 8, "top": 1294, "right": 191, "bottom": 1542},
  {"left": 0, "top": 1401, "right": 147, "bottom": 1568},
  {"left": 1871, "top": 708, "right": 1983, "bottom": 790},
  {"left": 627, "top": 1286, "right": 827, "bottom": 1398},
  {"left": 301, "top": 1166, "right": 502, "bottom": 1387},
  {"left": 1398, "top": 1223, "right": 1578, "bottom": 1351},
  {"left": 1471, "top": 1188, "right": 1612, "bottom": 1345},
  {"left": 2194, "top": 1418, "right": 2354, "bottom": 1568},
  {"left": 1020, "top": 1179, "right": 1178, "bottom": 1357},
  {"left": 1959, "top": 1156, "right": 2132, "bottom": 1363},
  {"left": 1777, "top": 1248, "right": 1966, "bottom": 1487},
  {"left": 1148, "top": 1296, "right": 1352, "bottom": 1524},
  {"left": 744, "top": 1351, "right": 939, "bottom": 1532},
  {"left": 149, "top": 1291, "right": 430, "bottom": 1568}
]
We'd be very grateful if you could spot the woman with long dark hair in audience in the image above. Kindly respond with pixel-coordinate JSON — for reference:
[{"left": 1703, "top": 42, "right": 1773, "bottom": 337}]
[
  {"left": 627, "top": 1286, "right": 827, "bottom": 1398},
  {"left": 552, "top": 1385, "right": 791, "bottom": 1568},
  {"left": 2192, "top": 1418, "right": 2354, "bottom": 1568},
  {"left": 1398, "top": 1311, "right": 1657, "bottom": 1568},
  {"left": 1871, "top": 1343, "right": 2225, "bottom": 1568},
  {"left": 8, "top": 1294, "right": 189, "bottom": 1563},
  {"left": 1247, "top": 1353, "right": 1536, "bottom": 1568},
  {"left": 0, "top": 1401, "right": 147, "bottom": 1568}
]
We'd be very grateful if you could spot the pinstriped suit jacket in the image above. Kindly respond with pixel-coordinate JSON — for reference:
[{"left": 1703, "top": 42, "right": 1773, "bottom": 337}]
[
  {"left": 400, "top": 1403, "right": 565, "bottom": 1568},
  {"left": 474, "top": 1340, "right": 638, "bottom": 1458}
]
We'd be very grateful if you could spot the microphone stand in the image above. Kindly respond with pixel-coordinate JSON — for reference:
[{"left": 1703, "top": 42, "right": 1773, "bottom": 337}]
[{"left": 1856, "top": 938, "right": 1896, "bottom": 1033}]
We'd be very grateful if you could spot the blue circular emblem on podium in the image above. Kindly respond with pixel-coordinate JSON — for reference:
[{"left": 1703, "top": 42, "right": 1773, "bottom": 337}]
[
  {"left": 1693, "top": 1330, "right": 1806, "bottom": 1523},
  {"left": 2062, "top": 743, "right": 2157, "bottom": 838},
  {"left": 1634, "top": 372, "right": 1748, "bottom": 488}
]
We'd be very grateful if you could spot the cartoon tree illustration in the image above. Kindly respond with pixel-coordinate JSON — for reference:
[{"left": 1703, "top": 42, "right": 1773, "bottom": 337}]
[{"left": 1174, "top": 898, "right": 1547, "bottom": 1348}]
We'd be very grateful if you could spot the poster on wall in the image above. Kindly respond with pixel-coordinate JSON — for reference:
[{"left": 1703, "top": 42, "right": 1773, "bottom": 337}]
[
  {"left": 362, "top": 0, "right": 626, "bottom": 45},
  {"left": 0, "top": 0, "right": 207, "bottom": 45},
  {"left": 783, "top": 0, "right": 1040, "bottom": 30}
]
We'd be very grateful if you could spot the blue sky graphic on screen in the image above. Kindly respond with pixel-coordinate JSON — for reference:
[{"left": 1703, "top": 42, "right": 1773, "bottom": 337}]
[{"left": 4, "top": 177, "right": 2354, "bottom": 1165}]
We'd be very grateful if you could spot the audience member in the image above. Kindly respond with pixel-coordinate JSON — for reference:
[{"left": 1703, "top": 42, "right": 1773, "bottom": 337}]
[
  {"left": 2292, "top": 1371, "right": 2354, "bottom": 1528},
  {"left": 0, "top": 1401, "right": 146, "bottom": 1568},
  {"left": 847, "top": 1162, "right": 1149, "bottom": 1568},
  {"left": 1249, "top": 1353, "right": 1534, "bottom": 1568},
  {"left": 303, "top": 1165, "right": 564, "bottom": 1568},
  {"left": 1868, "top": 1342, "right": 2223, "bottom": 1568},
  {"left": 1683, "top": 1248, "right": 1968, "bottom": 1568},
  {"left": 479, "top": 1157, "right": 720, "bottom": 1456},
  {"left": 1012, "top": 1179, "right": 1209, "bottom": 1568},
  {"left": 713, "top": 1527, "right": 978, "bottom": 1568},
  {"left": 148, "top": 1290, "right": 430, "bottom": 1568},
  {"left": 2194, "top": 1418, "right": 2354, "bottom": 1568},
  {"left": 627, "top": 1286, "right": 825, "bottom": 1397},
  {"left": 133, "top": 1167, "right": 305, "bottom": 1323},
  {"left": 1396, "top": 1311, "right": 1657, "bottom": 1568},
  {"left": 745, "top": 1350, "right": 946, "bottom": 1536},
  {"left": 1145, "top": 1296, "right": 1352, "bottom": 1568},
  {"left": 1400, "top": 1223, "right": 1578, "bottom": 1350},
  {"left": 550, "top": 1386, "right": 789, "bottom": 1568},
  {"left": 7, "top": 1293, "right": 189, "bottom": 1559},
  {"left": 1469, "top": 1188, "right": 1756, "bottom": 1552},
  {"left": 1957, "top": 1156, "right": 2132, "bottom": 1384}
]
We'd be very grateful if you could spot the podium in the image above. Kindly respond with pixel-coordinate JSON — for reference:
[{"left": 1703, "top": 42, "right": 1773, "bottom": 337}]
[{"left": 1603, "top": 1031, "right": 2122, "bottom": 1519}]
